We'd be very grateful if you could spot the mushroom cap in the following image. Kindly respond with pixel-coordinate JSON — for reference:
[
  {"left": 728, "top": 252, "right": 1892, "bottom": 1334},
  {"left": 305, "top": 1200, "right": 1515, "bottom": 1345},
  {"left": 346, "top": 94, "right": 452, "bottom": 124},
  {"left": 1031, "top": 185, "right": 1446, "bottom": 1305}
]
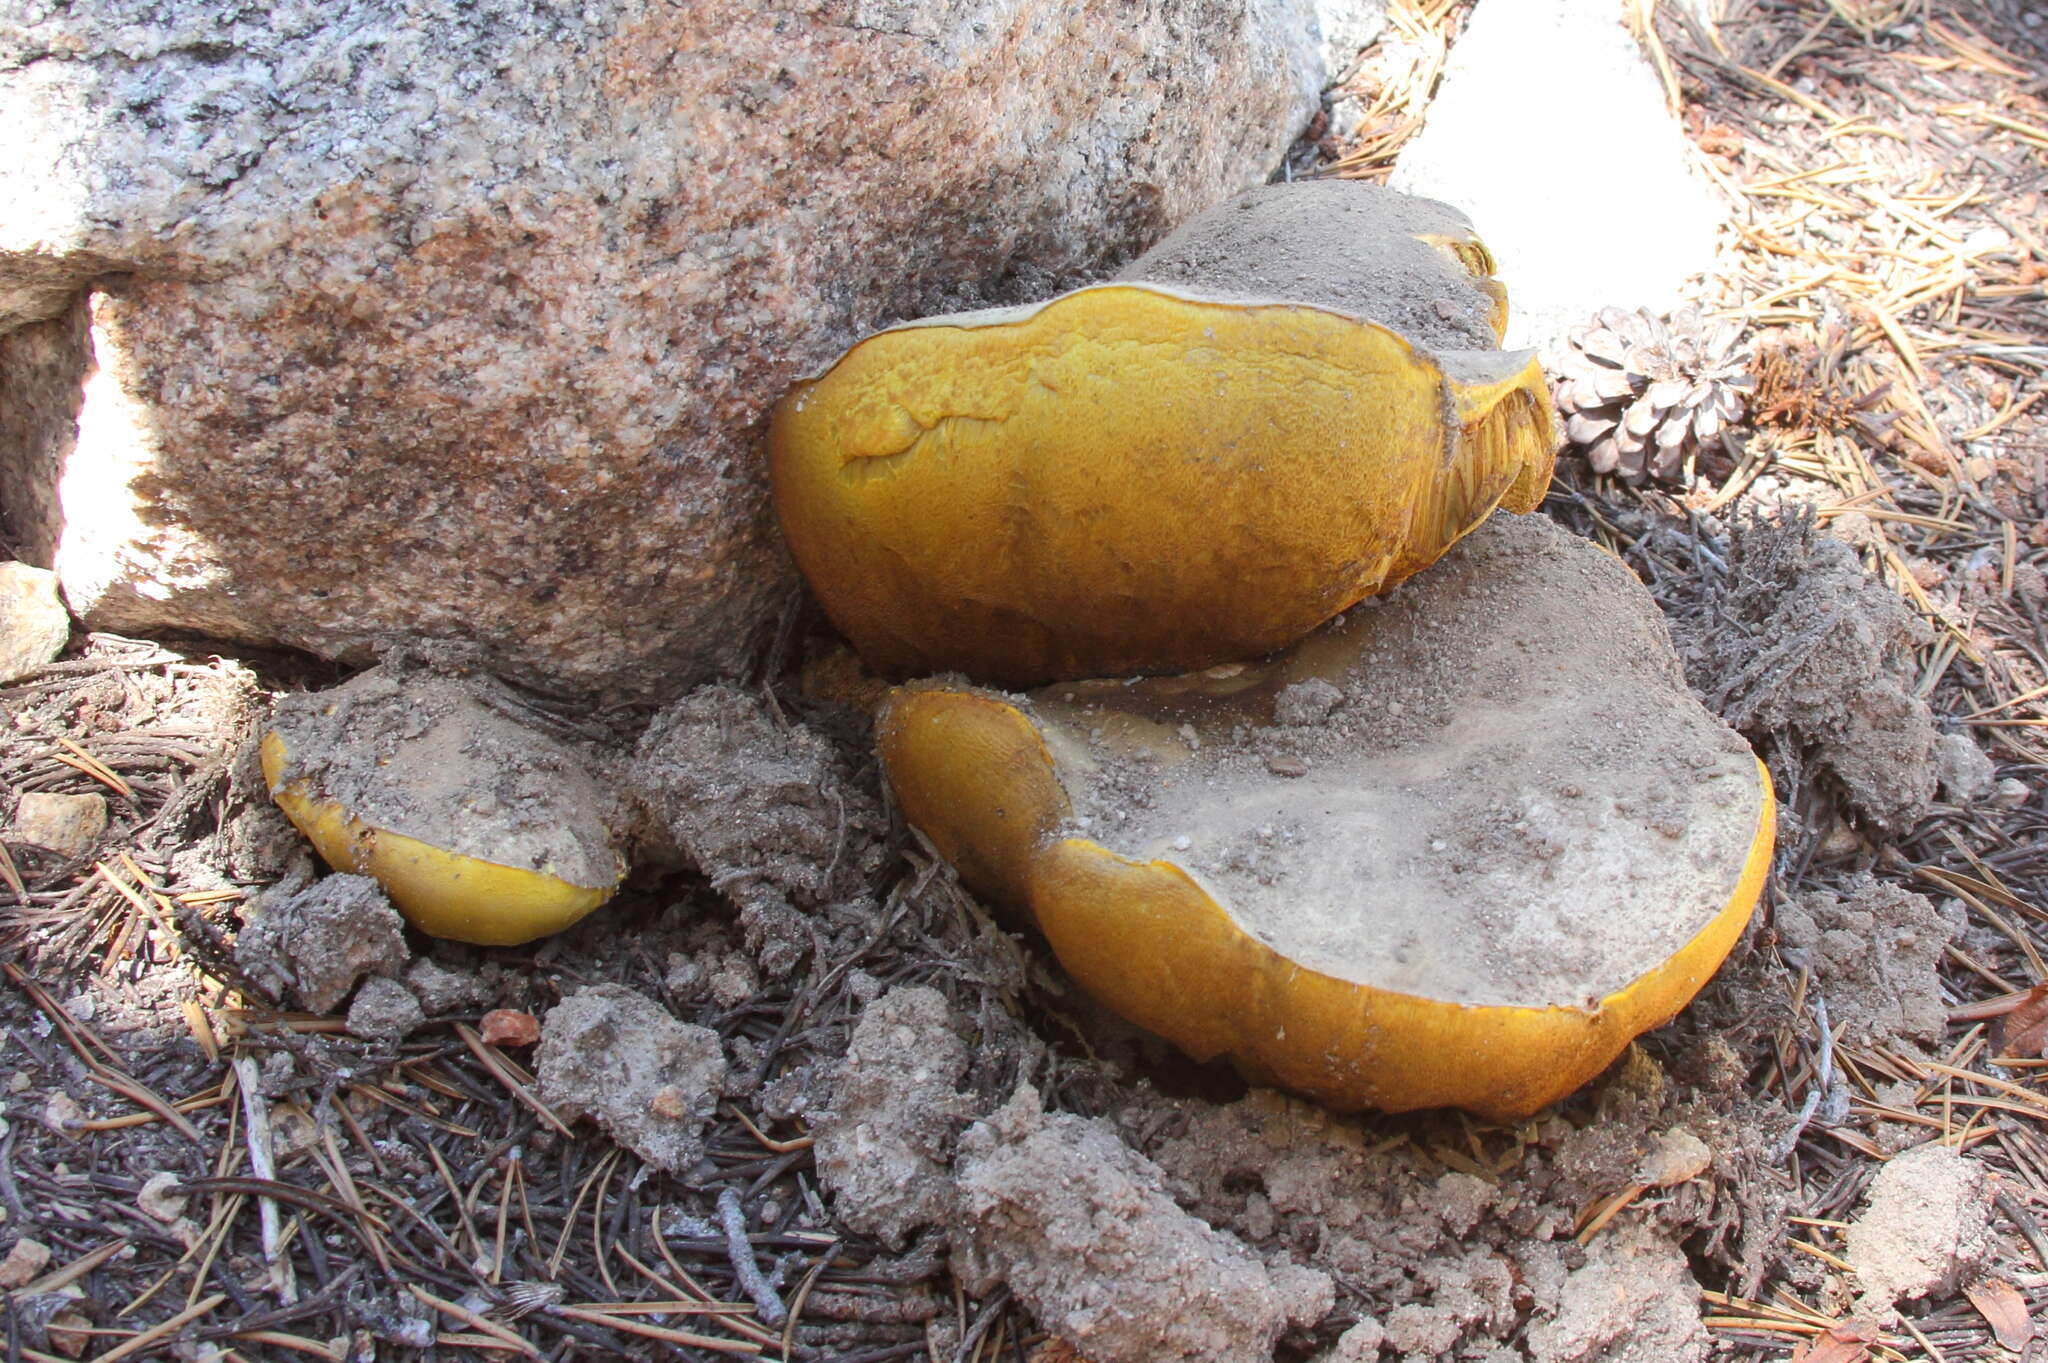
[
  {"left": 770, "top": 183, "right": 1555, "bottom": 689},
  {"left": 261, "top": 670, "right": 626, "bottom": 946},
  {"left": 876, "top": 515, "right": 1773, "bottom": 1119}
]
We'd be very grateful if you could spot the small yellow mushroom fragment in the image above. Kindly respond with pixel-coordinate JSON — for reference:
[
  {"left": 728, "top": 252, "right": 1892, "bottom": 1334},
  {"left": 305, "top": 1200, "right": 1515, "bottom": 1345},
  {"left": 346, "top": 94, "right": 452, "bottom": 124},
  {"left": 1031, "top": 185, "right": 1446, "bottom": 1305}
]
[
  {"left": 262, "top": 669, "right": 626, "bottom": 947},
  {"left": 877, "top": 515, "right": 1774, "bottom": 1121},
  {"left": 770, "top": 180, "right": 1556, "bottom": 689}
]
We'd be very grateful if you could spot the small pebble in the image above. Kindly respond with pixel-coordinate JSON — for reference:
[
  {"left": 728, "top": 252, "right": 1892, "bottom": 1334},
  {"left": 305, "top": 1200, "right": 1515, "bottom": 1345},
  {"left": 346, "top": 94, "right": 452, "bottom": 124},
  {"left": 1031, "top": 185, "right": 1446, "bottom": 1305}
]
[
  {"left": 480, "top": 1008, "right": 541, "bottom": 1047},
  {"left": 0, "top": 1237, "right": 51, "bottom": 1288}
]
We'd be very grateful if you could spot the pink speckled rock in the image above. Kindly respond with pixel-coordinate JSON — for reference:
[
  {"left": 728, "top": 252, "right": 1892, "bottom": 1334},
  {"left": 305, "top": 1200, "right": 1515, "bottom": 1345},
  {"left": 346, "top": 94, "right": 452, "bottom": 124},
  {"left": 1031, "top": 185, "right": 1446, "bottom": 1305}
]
[{"left": 0, "top": 0, "right": 1324, "bottom": 697}]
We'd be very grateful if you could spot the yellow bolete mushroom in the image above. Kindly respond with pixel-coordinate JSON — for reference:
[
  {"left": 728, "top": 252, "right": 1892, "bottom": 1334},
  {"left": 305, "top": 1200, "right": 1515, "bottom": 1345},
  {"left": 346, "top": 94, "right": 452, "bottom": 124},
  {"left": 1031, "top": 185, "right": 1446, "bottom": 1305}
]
[
  {"left": 770, "top": 180, "right": 1556, "bottom": 688},
  {"left": 876, "top": 515, "right": 1773, "bottom": 1120},
  {"left": 262, "top": 669, "right": 627, "bottom": 946}
]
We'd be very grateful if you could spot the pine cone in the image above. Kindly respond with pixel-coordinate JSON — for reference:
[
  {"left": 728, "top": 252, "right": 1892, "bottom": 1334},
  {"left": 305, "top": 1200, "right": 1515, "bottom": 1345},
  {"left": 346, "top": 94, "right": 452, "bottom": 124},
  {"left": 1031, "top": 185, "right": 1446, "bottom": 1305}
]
[{"left": 1554, "top": 306, "right": 1752, "bottom": 484}]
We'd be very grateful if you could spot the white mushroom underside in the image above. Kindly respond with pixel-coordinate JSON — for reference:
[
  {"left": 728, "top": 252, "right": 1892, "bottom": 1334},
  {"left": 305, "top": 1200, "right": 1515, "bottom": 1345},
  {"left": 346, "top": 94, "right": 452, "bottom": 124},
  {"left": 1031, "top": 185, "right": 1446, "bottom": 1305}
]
[{"left": 1030, "top": 514, "right": 1764, "bottom": 1010}]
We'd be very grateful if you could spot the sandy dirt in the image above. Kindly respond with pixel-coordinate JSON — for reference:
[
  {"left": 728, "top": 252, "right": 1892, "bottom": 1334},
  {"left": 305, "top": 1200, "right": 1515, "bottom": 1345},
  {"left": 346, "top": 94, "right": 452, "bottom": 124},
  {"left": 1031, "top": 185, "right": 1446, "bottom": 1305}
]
[
  {"left": 1025, "top": 513, "right": 1763, "bottom": 1008},
  {"left": 632, "top": 682, "right": 890, "bottom": 978},
  {"left": 1116, "top": 178, "right": 1506, "bottom": 355},
  {"left": 951, "top": 1084, "right": 1316, "bottom": 1363}
]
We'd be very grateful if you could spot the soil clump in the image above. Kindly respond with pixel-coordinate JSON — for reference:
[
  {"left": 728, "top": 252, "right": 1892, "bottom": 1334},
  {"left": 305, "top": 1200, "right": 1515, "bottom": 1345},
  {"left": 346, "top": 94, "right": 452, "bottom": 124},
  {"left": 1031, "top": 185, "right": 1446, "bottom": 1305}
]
[
  {"left": 813, "top": 985, "right": 975, "bottom": 1249},
  {"left": 633, "top": 683, "right": 890, "bottom": 978},
  {"left": 1845, "top": 1142, "right": 1994, "bottom": 1313},
  {"left": 1774, "top": 874, "right": 1955, "bottom": 1048},
  {"left": 1667, "top": 511, "right": 1941, "bottom": 831},
  {"left": 952, "top": 1085, "right": 1324, "bottom": 1363},
  {"left": 234, "top": 871, "right": 409, "bottom": 1013},
  {"left": 345, "top": 973, "right": 427, "bottom": 1041},
  {"left": 1524, "top": 1221, "right": 1712, "bottom": 1362},
  {"left": 536, "top": 982, "right": 729, "bottom": 1173}
]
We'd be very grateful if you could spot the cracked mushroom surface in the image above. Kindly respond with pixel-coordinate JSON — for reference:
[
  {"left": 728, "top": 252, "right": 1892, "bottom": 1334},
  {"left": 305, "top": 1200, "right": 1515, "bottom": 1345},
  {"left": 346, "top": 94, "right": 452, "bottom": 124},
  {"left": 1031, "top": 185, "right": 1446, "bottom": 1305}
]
[
  {"left": 770, "top": 180, "right": 1556, "bottom": 688},
  {"left": 876, "top": 515, "right": 1773, "bottom": 1119},
  {"left": 262, "top": 668, "right": 626, "bottom": 947}
]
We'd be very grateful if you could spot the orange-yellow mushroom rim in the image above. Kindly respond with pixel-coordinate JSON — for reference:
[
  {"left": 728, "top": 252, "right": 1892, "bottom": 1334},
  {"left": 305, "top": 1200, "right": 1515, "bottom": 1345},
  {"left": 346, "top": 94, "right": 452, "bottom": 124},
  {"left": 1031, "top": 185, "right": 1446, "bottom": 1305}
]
[{"left": 879, "top": 689, "right": 1774, "bottom": 1122}]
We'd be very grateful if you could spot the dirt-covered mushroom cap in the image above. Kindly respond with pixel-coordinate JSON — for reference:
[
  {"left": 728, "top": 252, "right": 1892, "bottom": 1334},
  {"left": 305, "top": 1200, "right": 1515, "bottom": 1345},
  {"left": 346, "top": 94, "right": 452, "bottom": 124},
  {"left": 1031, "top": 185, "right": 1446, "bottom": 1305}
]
[
  {"left": 770, "top": 180, "right": 1556, "bottom": 689},
  {"left": 261, "top": 669, "right": 627, "bottom": 947},
  {"left": 875, "top": 515, "right": 1773, "bottom": 1120},
  {"left": 1115, "top": 177, "right": 1512, "bottom": 346}
]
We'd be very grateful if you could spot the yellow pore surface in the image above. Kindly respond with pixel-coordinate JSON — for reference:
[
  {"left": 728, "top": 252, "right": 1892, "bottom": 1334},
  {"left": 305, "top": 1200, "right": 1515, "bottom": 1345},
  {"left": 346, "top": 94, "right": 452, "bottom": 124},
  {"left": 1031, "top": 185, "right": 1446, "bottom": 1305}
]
[
  {"left": 260, "top": 732, "right": 617, "bottom": 948},
  {"left": 771, "top": 284, "right": 1554, "bottom": 687},
  {"left": 876, "top": 689, "right": 1775, "bottom": 1122}
]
